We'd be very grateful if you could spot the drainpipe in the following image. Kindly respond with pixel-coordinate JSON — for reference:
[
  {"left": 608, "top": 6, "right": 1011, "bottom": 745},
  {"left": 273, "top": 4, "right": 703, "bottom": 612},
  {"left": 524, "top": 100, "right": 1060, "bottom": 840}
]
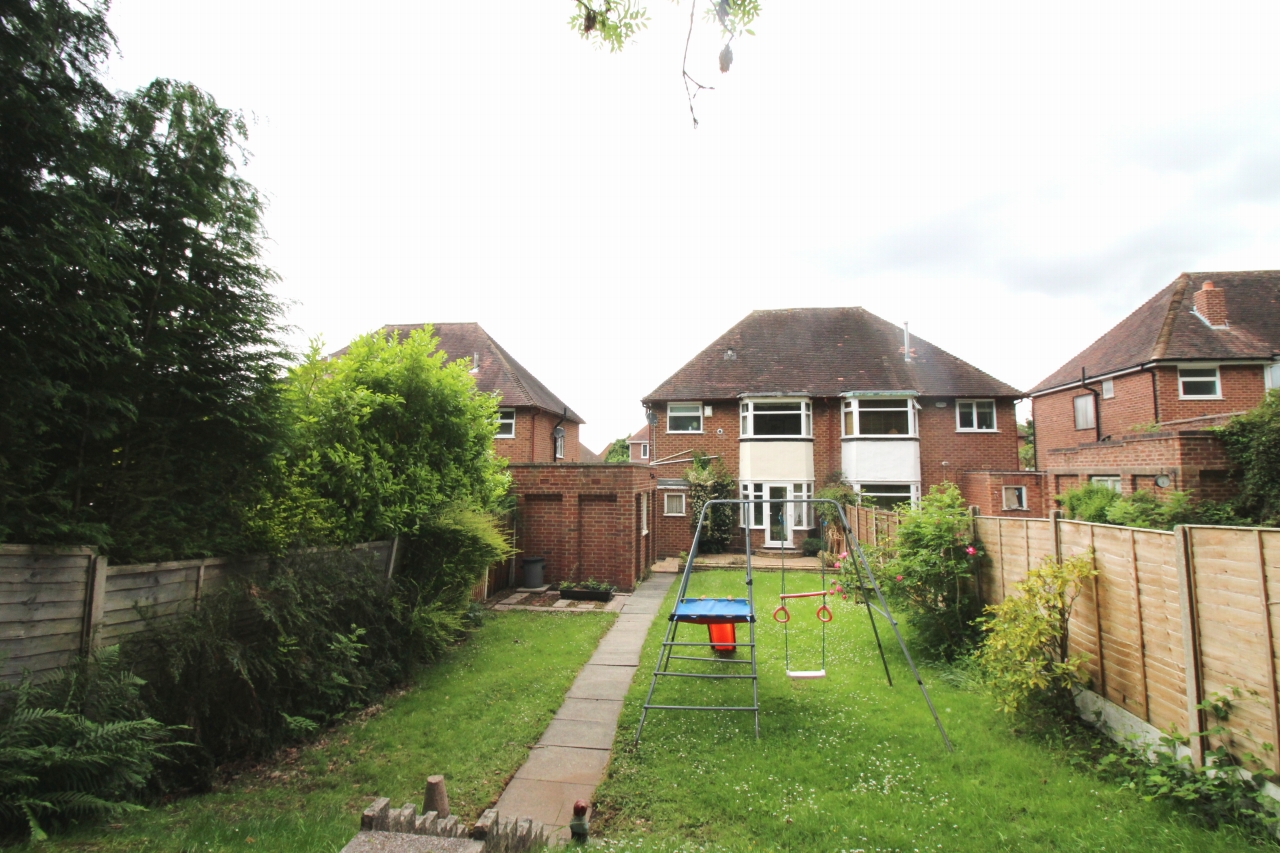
[
  {"left": 551, "top": 407, "right": 567, "bottom": 462},
  {"left": 1081, "top": 367, "right": 1102, "bottom": 443},
  {"left": 1146, "top": 366, "right": 1160, "bottom": 424}
]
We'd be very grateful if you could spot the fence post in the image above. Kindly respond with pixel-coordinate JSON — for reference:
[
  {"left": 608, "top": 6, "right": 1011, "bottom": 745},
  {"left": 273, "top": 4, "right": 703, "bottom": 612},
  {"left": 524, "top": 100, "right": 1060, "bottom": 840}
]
[
  {"left": 996, "top": 519, "right": 1005, "bottom": 601},
  {"left": 194, "top": 557, "right": 207, "bottom": 612},
  {"left": 969, "top": 506, "right": 982, "bottom": 604},
  {"left": 1254, "top": 529, "right": 1280, "bottom": 775},
  {"left": 1174, "top": 524, "right": 1205, "bottom": 766},
  {"left": 1088, "top": 525, "right": 1106, "bottom": 701},
  {"left": 1129, "top": 528, "right": 1150, "bottom": 724},
  {"left": 385, "top": 534, "right": 402, "bottom": 582},
  {"left": 81, "top": 554, "right": 107, "bottom": 653},
  {"left": 1050, "top": 509, "right": 1063, "bottom": 565}
]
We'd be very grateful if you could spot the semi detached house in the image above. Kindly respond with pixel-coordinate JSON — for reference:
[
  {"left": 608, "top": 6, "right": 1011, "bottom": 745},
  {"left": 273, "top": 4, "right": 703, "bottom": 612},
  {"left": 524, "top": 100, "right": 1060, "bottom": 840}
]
[{"left": 642, "top": 308, "right": 1022, "bottom": 558}]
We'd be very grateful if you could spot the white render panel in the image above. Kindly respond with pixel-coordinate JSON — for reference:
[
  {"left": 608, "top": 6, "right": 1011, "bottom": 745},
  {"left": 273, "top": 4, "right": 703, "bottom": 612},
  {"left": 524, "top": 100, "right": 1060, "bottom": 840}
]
[
  {"left": 738, "top": 441, "right": 814, "bottom": 482},
  {"left": 841, "top": 439, "right": 920, "bottom": 483}
]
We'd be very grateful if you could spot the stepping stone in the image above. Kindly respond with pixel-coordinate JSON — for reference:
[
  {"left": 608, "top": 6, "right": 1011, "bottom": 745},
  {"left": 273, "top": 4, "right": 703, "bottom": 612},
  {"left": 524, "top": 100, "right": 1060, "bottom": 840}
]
[
  {"left": 500, "top": 593, "right": 529, "bottom": 605},
  {"left": 341, "top": 832, "right": 483, "bottom": 853},
  {"left": 575, "top": 601, "right": 597, "bottom": 609},
  {"left": 555, "top": 697, "right": 624, "bottom": 724},
  {"left": 514, "top": 745, "right": 611, "bottom": 785},
  {"left": 495, "top": 777, "right": 596, "bottom": 830},
  {"left": 552, "top": 599, "right": 572, "bottom": 608},
  {"left": 538, "top": 717, "right": 617, "bottom": 750}
]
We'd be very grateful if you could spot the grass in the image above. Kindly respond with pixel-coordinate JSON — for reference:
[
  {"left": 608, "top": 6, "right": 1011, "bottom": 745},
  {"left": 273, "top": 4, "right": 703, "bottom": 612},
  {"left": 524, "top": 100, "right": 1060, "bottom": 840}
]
[
  {"left": 23, "top": 609, "right": 615, "bottom": 853},
  {"left": 592, "top": 570, "right": 1266, "bottom": 852}
]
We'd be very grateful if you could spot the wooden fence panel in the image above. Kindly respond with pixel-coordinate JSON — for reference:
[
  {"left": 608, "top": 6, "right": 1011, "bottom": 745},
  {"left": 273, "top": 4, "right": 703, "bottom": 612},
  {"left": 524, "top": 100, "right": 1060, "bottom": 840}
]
[
  {"left": 1091, "top": 524, "right": 1147, "bottom": 718},
  {"left": 0, "top": 547, "right": 97, "bottom": 682},
  {"left": 1133, "top": 529, "right": 1185, "bottom": 733},
  {"left": 0, "top": 542, "right": 393, "bottom": 683},
  {"left": 1188, "top": 527, "right": 1278, "bottom": 765}
]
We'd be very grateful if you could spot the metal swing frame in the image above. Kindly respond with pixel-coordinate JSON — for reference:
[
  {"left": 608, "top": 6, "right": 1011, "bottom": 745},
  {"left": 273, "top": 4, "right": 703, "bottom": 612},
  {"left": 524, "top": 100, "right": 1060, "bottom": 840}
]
[{"left": 634, "top": 497, "right": 952, "bottom": 752}]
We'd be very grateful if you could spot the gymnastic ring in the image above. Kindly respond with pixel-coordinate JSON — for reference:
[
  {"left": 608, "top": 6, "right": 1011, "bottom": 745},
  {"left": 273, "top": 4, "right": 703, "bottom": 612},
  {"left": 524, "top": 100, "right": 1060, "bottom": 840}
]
[
  {"left": 816, "top": 603, "right": 833, "bottom": 623},
  {"left": 772, "top": 604, "right": 790, "bottom": 624}
]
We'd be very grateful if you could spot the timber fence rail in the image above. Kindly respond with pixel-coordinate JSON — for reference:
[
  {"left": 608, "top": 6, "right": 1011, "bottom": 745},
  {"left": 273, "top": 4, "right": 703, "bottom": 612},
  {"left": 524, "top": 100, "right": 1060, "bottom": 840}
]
[
  {"left": 842, "top": 504, "right": 1280, "bottom": 773},
  {"left": 1, "top": 539, "right": 398, "bottom": 684}
]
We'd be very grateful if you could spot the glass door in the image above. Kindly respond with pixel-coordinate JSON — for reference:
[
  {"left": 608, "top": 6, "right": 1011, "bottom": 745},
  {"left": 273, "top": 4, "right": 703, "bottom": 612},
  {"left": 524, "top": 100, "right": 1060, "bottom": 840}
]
[{"left": 767, "top": 485, "right": 791, "bottom": 547}]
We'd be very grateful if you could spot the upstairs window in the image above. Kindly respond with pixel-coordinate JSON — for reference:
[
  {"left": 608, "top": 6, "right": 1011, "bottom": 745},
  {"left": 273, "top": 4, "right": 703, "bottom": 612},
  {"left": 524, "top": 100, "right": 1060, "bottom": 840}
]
[
  {"left": 1266, "top": 362, "right": 1280, "bottom": 389},
  {"left": 496, "top": 408, "right": 515, "bottom": 438},
  {"left": 1073, "top": 394, "right": 1095, "bottom": 430},
  {"left": 956, "top": 399, "right": 997, "bottom": 431},
  {"left": 554, "top": 432, "right": 565, "bottom": 459},
  {"left": 740, "top": 399, "right": 811, "bottom": 437},
  {"left": 1101, "top": 379, "right": 1114, "bottom": 399},
  {"left": 667, "top": 402, "right": 703, "bottom": 433},
  {"left": 1178, "top": 366, "right": 1220, "bottom": 399},
  {"left": 842, "top": 398, "right": 914, "bottom": 436},
  {"left": 640, "top": 443, "right": 649, "bottom": 459}
]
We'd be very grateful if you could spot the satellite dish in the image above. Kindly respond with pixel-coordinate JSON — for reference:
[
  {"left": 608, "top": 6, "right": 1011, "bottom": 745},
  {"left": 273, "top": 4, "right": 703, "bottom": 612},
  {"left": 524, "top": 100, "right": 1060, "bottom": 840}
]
[
  {"left": 552, "top": 426, "right": 566, "bottom": 439},
  {"left": 646, "top": 410, "right": 658, "bottom": 426}
]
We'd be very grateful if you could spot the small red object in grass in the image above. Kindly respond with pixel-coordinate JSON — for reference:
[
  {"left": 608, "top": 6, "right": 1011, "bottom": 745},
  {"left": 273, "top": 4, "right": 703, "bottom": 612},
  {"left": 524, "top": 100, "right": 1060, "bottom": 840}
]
[{"left": 573, "top": 800, "right": 588, "bottom": 817}]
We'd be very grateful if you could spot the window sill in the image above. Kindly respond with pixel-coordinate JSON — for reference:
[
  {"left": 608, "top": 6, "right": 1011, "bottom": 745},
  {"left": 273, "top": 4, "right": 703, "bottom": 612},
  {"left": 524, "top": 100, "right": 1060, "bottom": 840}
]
[
  {"left": 842, "top": 434, "right": 918, "bottom": 439},
  {"left": 667, "top": 430, "right": 704, "bottom": 435},
  {"left": 663, "top": 513, "right": 685, "bottom": 518},
  {"left": 1002, "top": 507, "right": 1029, "bottom": 512},
  {"left": 955, "top": 429, "right": 1000, "bottom": 434},
  {"left": 1177, "top": 395, "right": 1223, "bottom": 401},
  {"left": 495, "top": 435, "right": 515, "bottom": 440}
]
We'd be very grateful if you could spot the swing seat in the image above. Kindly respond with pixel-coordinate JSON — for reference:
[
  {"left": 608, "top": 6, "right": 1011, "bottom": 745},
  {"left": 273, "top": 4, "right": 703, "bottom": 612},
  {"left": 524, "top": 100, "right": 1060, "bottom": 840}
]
[{"left": 786, "top": 669, "right": 827, "bottom": 679}]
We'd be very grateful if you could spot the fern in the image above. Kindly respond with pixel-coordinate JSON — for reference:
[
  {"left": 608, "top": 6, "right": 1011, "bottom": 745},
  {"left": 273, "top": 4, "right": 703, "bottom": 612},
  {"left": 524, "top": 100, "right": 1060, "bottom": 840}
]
[{"left": 0, "top": 646, "right": 178, "bottom": 840}]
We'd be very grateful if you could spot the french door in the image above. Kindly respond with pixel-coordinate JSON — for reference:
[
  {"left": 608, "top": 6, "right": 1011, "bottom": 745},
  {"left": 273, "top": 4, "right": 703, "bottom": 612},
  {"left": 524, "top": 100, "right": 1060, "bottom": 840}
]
[{"left": 766, "top": 485, "right": 790, "bottom": 547}]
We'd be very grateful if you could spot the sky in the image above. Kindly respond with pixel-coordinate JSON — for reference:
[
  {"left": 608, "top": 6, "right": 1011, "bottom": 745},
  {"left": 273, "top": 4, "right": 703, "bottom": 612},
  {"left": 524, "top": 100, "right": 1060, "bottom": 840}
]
[{"left": 103, "top": 0, "right": 1280, "bottom": 453}]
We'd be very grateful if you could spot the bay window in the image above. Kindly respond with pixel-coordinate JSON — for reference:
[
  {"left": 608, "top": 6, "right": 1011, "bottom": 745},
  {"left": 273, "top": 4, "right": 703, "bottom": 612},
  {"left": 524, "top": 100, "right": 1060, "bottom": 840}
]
[
  {"left": 740, "top": 399, "right": 811, "bottom": 437},
  {"left": 842, "top": 398, "right": 915, "bottom": 437}
]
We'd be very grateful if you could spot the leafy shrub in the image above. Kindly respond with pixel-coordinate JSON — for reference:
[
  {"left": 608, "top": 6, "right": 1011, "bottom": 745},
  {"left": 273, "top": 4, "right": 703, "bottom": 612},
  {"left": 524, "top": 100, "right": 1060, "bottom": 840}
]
[
  {"left": 1098, "top": 729, "right": 1278, "bottom": 837},
  {"left": 684, "top": 453, "right": 736, "bottom": 553},
  {"left": 979, "top": 553, "right": 1097, "bottom": 717},
  {"left": 814, "top": 481, "right": 857, "bottom": 527},
  {"left": 877, "top": 484, "right": 983, "bottom": 661},
  {"left": 1217, "top": 390, "right": 1280, "bottom": 526},
  {"left": 800, "top": 537, "right": 824, "bottom": 557},
  {"left": 1057, "top": 485, "right": 1243, "bottom": 530},
  {"left": 0, "top": 647, "right": 177, "bottom": 841},
  {"left": 558, "top": 578, "right": 616, "bottom": 592}
]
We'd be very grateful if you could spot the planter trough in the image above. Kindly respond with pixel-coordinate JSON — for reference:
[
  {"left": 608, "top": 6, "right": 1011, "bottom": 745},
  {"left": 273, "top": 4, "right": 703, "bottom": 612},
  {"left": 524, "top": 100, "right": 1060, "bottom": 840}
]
[{"left": 558, "top": 587, "right": 614, "bottom": 602}]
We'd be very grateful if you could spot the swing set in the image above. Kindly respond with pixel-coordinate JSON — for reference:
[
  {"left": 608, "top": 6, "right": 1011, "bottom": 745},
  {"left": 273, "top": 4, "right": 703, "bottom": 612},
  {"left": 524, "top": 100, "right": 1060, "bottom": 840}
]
[{"left": 634, "top": 497, "right": 951, "bottom": 750}]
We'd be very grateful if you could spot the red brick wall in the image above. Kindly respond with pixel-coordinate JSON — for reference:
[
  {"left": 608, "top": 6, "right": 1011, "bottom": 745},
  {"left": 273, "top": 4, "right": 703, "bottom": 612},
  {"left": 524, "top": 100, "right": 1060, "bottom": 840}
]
[
  {"left": 507, "top": 463, "right": 655, "bottom": 591},
  {"left": 1041, "top": 430, "right": 1235, "bottom": 500},
  {"left": 917, "top": 397, "right": 1021, "bottom": 495},
  {"left": 960, "top": 471, "right": 1050, "bottom": 517},
  {"left": 629, "top": 442, "right": 648, "bottom": 463},
  {"left": 493, "top": 408, "right": 582, "bottom": 464},
  {"left": 649, "top": 400, "right": 741, "bottom": 472},
  {"left": 1034, "top": 364, "right": 1265, "bottom": 457}
]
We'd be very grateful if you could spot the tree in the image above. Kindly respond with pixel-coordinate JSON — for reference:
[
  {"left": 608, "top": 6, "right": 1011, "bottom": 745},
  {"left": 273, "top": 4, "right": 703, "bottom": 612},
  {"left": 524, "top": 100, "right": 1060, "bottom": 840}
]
[
  {"left": 569, "top": 0, "right": 762, "bottom": 127},
  {"left": 1018, "top": 419, "right": 1036, "bottom": 470},
  {"left": 0, "top": 2, "right": 287, "bottom": 561},
  {"left": 244, "top": 329, "right": 511, "bottom": 552},
  {"left": 603, "top": 438, "right": 630, "bottom": 463},
  {"left": 684, "top": 452, "right": 735, "bottom": 553}
]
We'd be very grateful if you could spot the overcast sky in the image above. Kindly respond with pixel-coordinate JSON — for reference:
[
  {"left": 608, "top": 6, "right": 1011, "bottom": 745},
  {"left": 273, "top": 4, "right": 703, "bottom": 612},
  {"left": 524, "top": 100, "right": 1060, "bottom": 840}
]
[{"left": 104, "top": 0, "right": 1280, "bottom": 452}]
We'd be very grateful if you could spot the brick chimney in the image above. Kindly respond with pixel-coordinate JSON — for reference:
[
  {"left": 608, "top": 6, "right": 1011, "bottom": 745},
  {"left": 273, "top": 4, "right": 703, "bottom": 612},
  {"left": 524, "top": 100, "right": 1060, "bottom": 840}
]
[{"left": 1192, "top": 280, "right": 1228, "bottom": 328}]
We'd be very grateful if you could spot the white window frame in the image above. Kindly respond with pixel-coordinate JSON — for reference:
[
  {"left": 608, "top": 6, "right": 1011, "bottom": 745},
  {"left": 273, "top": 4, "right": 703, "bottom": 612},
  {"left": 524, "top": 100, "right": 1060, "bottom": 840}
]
[
  {"left": 496, "top": 408, "right": 515, "bottom": 438},
  {"left": 667, "top": 402, "right": 703, "bottom": 433},
  {"left": 1002, "top": 486, "right": 1027, "bottom": 511},
  {"left": 738, "top": 482, "right": 814, "bottom": 530},
  {"left": 663, "top": 492, "right": 686, "bottom": 516},
  {"left": 739, "top": 398, "right": 812, "bottom": 438},
  {"left": 554, "top": 432, "right": 565, "bottom": 459},
  {"left": 641, "top": 492, "right": 649, "bottom": 534},
  {"left": 1073, "top": 394, "right": 1096, "bottom": 430},
  {"left": 1178, "top": 365, "right": 1221, "bottom": 400},
  {"left": 955, "top": 399, "right": 997, "bottom": 432},
  {"left": 852, "top": 482, "right": 918, "bottom": 509},
  {"left": 1266, "top": 363, "right": 1280, "bottom": 390},
  {"left": 841, "top": 397, "right": 916, "bottom": 438},
  {"left": 1101, "top": 379, "right": 1114, "bottom": 399},
  {"left": 640, "top": 442, "right": 649, "bottom": 459},
  {"left": 1091, "top": 475, "right": 1122, "bottom": 493}
]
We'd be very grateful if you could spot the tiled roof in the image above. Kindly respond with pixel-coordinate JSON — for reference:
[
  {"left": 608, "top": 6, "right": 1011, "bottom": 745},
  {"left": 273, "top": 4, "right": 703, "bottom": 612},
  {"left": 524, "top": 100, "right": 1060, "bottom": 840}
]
[
  {"left": 1030, "top": 271, "right": 1280, "bottom": 395},
  {"left": 578, "top": 444, "right": 603, "bottom": 463},
  {"left": 627, "top": 424, "right": 650, "bottom": 444},
  {"left": 641, "top": 307, "right": 1021, "bottom": 403},
  {"left": 329, "top": 323, "right": 584, "bottom": 423}
]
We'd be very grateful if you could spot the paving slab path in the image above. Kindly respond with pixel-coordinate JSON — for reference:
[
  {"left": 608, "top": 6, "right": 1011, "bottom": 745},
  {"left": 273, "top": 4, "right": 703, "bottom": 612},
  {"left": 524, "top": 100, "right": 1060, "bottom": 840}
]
[{"left": 495, "top": 572, "right": 674, "bottom": 840}]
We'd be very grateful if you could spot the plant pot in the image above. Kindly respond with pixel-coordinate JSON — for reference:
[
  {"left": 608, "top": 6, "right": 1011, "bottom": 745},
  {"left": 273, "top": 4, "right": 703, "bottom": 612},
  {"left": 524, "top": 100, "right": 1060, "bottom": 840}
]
[
  {"left": 522, "top": 557, "right": 545, "bottom": 588},
  {"left": 558, "top": 587, "right": 614, "bottom": 602}
]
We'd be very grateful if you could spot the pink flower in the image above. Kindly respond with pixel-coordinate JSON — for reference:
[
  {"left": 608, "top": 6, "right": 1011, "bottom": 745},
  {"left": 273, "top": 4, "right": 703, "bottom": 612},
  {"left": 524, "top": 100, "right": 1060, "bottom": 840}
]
[
  {"left": 839, "top": 552, "right": 848, "bottom": 560},
  {"left": 965, "top": 546, "right": 977, "bottom": 556},
  {"left": 895, "top": 574, "right": 904, "bottom": 582}
]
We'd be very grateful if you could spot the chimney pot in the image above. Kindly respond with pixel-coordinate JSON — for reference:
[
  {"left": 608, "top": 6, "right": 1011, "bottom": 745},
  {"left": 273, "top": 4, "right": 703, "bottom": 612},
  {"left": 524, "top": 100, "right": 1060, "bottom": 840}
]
[{"left": 1192, "top": 280, "right": 1228, "bottom": 328}]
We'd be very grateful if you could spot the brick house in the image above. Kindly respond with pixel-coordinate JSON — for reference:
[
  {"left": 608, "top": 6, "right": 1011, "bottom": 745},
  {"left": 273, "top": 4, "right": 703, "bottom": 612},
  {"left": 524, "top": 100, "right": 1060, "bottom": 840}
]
[
  {"left": 334, "top": 323, "right": 585, "bottom": 463},
  {"left": 626, "top": 425, "right": 650, "bottom": 463},
  {"left": 1029, "top": 271, "right": 1280, "bottom": 501},
  {"left": 641, "top": 308, "right": 1023, "bottom": 557}
]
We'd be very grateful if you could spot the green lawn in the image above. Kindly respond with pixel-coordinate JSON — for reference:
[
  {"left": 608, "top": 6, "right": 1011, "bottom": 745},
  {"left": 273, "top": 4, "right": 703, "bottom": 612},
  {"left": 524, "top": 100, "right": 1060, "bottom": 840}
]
[
  {"left": 25, "top": 610, "right": 615, "bottom": 853},
  {"left": 592, "top": 570, "right": 1264, "bottom": 852}
]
